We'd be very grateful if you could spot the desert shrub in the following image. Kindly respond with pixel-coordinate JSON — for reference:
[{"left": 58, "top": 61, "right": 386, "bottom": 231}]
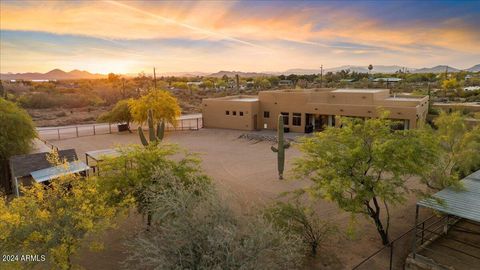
[
  {"left": 265, "top": 200, "right": 335, "bottom": 256},
  {"left": 122, "top": 168, "right": 305, "bottom": 269},
  {"left": 18, "top": 93, "right": 58, "bottom": 108}
]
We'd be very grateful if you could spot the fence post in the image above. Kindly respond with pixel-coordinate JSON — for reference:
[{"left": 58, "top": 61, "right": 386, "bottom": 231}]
[
  {"left": 197, "top": 118, "right": 199, "bottom": 130},
  {"left": 421, "top": 222, "right": 425, "bottom": 244},
  {"left": 181, "top": 119, "right": 184, "bottom": 130},
  {"left": 109, "top": 123, "right": 112, "bottom": 134},
  {"left": 389, "top": 243, "right": 393, "bottom": 270},
  {"left": 57, "top": 129, "right": 60, "bottom": 140},
  {"left": 76, "top": 126, "right": 79, "bottom": 137},
  {"left": 93, "top": 125, "right": 96, "bottom": 135}
]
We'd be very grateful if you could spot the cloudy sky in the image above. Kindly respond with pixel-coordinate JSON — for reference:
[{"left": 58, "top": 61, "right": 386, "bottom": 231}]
[{"left": 1, "top": 0, "right": 479, "bottom": 74}]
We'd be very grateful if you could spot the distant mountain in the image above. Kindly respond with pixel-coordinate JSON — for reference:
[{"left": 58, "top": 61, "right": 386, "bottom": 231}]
[
  {"left": 411, "top": 65, "right": 459, "bottom": 74},
  {"left": 1, "top": 69, "right": 106, "bottom": 80},
  {"left": 208, "top": 70, "right": 273, "bottom": 78},
  {"left": 466, "top": 64, "right": 480, "bottom": 72}
]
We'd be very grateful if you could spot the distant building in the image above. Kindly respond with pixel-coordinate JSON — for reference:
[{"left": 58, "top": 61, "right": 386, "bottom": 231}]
[
  {"left": 202, "top": 88, "right": 429, "bottom": 132},
  {"left": 186, "top": 81, "right": 202, "bottom": 87},
  {"left": 340, "top": 78, "right": 357, "bottom": 83},
  {"left": 373, "top": 78, "right": 402, "bottom": 83},
  {"left": 464, "top": 86, "right": 480, "bottom": 92},
  {"left": 278, "top": 80, "right": 293, "bottom": 87}
]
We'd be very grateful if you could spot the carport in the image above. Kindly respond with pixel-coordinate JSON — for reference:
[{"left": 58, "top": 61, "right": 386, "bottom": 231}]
[{"left": 411, "top": 170, "right": 480, "bottom": 269}]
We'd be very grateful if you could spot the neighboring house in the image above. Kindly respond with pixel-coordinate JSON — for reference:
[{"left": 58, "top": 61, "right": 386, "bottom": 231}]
[
  {"left": 186, "top": 82, "right": 202, "bottom": 87},
  {"left": 464, "top": 86, "right": 480, "bottom": 92},
  {"left": 9, "top": 149, "right": 89, "bottom": 196},
  {"left": 202, "top": 88, "right": 429, "bottom": 132},
  {"left": 373, "top": 77, "right": 402, "bottom": 83},
  {"left": 278, "top": 80, "right": 293, "bottom": 87}
]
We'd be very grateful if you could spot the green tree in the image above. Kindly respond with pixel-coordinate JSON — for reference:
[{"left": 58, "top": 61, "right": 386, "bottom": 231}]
[
  {"left": 97, "top": 144, "right": 209, "bottom": 225},
  {"left": 128, "top": 90, "right": 181, "bottom": 126},
  {"left": 422, "top": 111, "right": 480, "bottom": 190},
  {"left": 0, "top": 152, "right": 116, "bottom": 269},
  {"left": 0, "top": 99, "right": 37, "bottom": 193},
  {"left": 97, "top": 99, "right": 133, "bottom": 131},
  {"left": 294, "top": 115, "right": 437, "bottom": 245}
]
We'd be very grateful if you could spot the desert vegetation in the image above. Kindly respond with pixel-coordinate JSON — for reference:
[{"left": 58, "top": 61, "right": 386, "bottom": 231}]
[{"left": 2, "top": 69, "right": 479, "bottom": 127}]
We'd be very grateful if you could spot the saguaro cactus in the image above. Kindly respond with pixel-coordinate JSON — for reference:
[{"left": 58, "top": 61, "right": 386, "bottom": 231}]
[
  {"left": 271, "top": 115, "right": 290, "bottom": 179},
  {"left": 138, "top": 109, "right": 165, "bottom": 146}
]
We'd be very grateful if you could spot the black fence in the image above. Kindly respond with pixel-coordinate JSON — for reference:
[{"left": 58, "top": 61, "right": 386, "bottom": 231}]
[{"left": 352, "top": 215, "right": 444, "bottom": 270}]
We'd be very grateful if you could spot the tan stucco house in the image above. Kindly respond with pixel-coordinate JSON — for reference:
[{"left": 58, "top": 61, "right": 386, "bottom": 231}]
[{"left": 202, "top": 88, "right": 429, "bottom": 132}]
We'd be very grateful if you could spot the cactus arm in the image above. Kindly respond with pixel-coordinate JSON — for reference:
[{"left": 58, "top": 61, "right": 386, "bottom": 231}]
[
  {"left": 157, "top": 121, "right": 165, "bottom": 141},
  {"left": 284, "top": 141, "right": 291, "bottom": 149},
  {"left": 138, "top": 127, "right": 148, "bottom": 146},
  {"left": 271, "top": 146, "right": 278, "bottom": 152},
  {"left": 148, "top": 110, "right": 155, "bottom": 142}
]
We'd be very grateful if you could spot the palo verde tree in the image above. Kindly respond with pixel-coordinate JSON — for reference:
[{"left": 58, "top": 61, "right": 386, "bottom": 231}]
[
  {"left": 0, "top": 98, "right": 37, "bottom": 193},
  {"left": 421, "top": 111, "right": 480, "bottom": 190},
  {"left": 128, "top": 89, "right": 181, "bottom": 127},
  {"left": 97, "top": 144, "right": 209, "bottom": 226},
  {"left": 0, "top": 152, "right": 116, "bottom": 270},
  {"left": 97, "top": 99, "right": 133, "bottom": 131},
  {"left": 294, "top": 115, "right": 437, "bottom": 245}
]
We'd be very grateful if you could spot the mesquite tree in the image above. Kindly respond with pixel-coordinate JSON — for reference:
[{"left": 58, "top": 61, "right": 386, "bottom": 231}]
[{"left": 294, "top": 115, "right": 437, "bottom": 245}]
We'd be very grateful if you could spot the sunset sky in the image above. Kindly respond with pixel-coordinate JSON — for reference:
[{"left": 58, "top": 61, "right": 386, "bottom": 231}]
[{"left": 1, "top": 0, "right": 479, "bottom": 74}]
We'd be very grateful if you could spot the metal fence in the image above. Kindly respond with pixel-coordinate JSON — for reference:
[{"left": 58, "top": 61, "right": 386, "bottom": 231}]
[
  {"left": 352, "top": 215, "right": 444, "bottom": 270},
  {"left": 37, "top": 116, "right": 203, "bottom": 141}
]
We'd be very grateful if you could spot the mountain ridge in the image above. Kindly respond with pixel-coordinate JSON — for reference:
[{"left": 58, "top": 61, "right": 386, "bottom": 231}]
[
  {"left": 1, "top": 69, "right": 106, "bottom": 80},
  {"left": 2, "top": 64, "right": 478, "bottom": 80}
]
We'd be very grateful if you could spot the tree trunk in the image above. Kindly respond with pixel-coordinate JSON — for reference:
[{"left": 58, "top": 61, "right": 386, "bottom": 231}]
[{"left": 366, "top": 198, "right": 390, "bottom": 245}]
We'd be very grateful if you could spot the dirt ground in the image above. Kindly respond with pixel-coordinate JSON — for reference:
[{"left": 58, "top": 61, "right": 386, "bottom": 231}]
[
  {"left": 47, "top": 128, "right": 428, "bottom": 269},
  {"left": 28, "top": 107, "right": 111, "bottom": 127}
]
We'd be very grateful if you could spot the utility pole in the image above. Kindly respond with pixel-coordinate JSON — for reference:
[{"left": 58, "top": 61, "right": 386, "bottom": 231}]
[
  {"left": 153, "top": 67, "right": 157, "bottom": 90},
  {"left": 320, "top": 65, "right": 323, "bottom": 88}
]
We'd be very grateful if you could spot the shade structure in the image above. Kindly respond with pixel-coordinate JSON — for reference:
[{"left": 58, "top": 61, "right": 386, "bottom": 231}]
[
  {"left": 30, "top": 160, "right": 90, "bottom": 183},
  {"left": 417, "top": 170, "right": 480, "bottom": 222},
  {"left": 85, "top": 148, "right": 120, "bottom": 162}
]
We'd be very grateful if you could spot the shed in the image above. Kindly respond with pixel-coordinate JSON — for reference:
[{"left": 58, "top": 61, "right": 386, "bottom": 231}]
[{"left": 9, "top": 149, "right": 78, "bottom": 196}]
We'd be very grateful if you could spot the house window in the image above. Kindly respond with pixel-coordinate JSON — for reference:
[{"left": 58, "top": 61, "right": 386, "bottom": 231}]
[
  {"left": 264, "top": 111, "right": 270, "bottom": 118},
  {"left": 233, "top": 111, "right": 237, "bottom": 116},
  {"left": 292, "top": 113, "right": 301, "bottom": 126},
  {"left": 239, "top": 111, "right": 244, "bottom": 116},
  {"left": 226, "top": 111, "right": 230, "bottom": 115},
  {"left": 281, "top": 112, "right": 289, "bottom": 125}
]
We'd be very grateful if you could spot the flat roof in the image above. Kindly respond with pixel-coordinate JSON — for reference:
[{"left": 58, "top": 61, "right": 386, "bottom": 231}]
[
  {"left": 227, "top": 97, "right": 259, "bottom": 102},
  {"left": 417, "top": 170, "right": 480, "bottom": 222},
  {"left": 30, "top": 160, "right": 90, "bottom": 183},
  {"left": 332, "top": 89, "right": 387, "bottom": 93},
  {"left": 386, "top": 97, "right": 425, "bottom": 101}
]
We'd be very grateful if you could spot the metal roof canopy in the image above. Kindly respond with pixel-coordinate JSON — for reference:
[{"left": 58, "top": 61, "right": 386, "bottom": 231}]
[
  {"left": 30, "top": 160, "right": 90, "bottom": 183},
  {"left": 417, "top": 170, "right": 480, "bottom": 222},
  {"left": 85, "top": 148, "right": 120, "bottom": 162}
]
